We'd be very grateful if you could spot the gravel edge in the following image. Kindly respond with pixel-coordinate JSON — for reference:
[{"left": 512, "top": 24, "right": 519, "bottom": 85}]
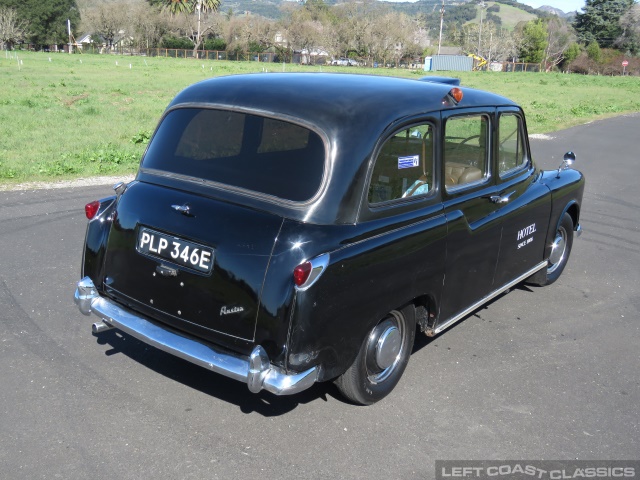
[{"left": 0, "top": 175, "right": 136, "bottom": 192}]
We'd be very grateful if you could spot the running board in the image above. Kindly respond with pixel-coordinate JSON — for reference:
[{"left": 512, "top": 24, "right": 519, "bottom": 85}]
[{"left": 426, "top": 261, "right": 547, "bottom": 337}]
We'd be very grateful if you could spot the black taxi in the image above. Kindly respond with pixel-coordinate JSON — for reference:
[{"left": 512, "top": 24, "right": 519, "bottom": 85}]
[{"left": 74, "top": 73, "right": 584, "bottom": 405}]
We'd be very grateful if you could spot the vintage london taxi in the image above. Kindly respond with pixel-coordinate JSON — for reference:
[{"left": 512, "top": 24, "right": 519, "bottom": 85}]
[{"left": 74, "top": 73, "right": 584, "bottom": 405}]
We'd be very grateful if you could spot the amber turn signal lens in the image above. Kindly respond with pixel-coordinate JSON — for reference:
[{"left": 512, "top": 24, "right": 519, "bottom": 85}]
[
  {"left": 293, "top": 261, "right": 312, "bottom": 287},
  {"left": 450, "top": 88, "right": 463, "bottom": 103},
  {"left": 85, "top": 201, "right": 100, "bottom": 220}
]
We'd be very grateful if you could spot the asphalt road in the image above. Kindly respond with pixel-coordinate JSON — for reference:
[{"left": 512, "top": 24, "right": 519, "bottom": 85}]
[{"left": 1, "top": 114, "right": 638, "bottom": 479}]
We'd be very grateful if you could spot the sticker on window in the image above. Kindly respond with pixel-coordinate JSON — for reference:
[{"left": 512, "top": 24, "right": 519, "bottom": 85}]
[{"left": 398, "top": 155, "right": 419, "bottom": 169}]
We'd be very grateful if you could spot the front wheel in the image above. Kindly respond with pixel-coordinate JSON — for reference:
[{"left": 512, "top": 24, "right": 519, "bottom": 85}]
[
  {"left": 335, "top": 305, "right": 415, "bottom": 405},
  {"left": 530, "top": 212, "right": 574, "bottom": 286}
]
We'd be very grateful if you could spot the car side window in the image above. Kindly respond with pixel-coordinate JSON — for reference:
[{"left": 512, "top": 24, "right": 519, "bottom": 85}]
[
  {"left": 368, "top": 124, "right": 434, "bottom": 204},
  {"left": 498, "top": 114, "right": 527, "bottom": 176},
  {"left": 444, "top": 115, "right": 489, "bottom": 190}
]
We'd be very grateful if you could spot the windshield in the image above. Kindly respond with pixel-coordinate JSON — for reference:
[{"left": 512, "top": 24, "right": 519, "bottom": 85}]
[{"left": 142, "top": 108, "right": 326, "bottom": 202}]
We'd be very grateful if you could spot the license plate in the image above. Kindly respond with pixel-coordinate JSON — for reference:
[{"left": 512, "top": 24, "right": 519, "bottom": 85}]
[{"left": 136, "top": 227, "right": 214, "bottom": 274}]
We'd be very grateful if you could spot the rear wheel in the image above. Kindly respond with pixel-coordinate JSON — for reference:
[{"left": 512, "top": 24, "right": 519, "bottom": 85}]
[{"left": 335, "top": 305, "right": 415, "bottom": 405}]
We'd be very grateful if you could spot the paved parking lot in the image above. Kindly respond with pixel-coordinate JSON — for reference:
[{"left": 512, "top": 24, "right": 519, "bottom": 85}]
[{"left": 0, "top": 114, "right": 638, "bottom": 479}]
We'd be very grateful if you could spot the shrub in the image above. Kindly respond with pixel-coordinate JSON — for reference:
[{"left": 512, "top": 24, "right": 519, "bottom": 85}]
[
  {"left": 568, "top": 50, "right": 639, "bottom": 76},
  {"left": 203, "top": 37, "right": 226, "bottom": 51},
  {"left": 586, "top": 41, "right": 601, "bottom": 62},
  {"left": 161, "top": 36, "right": 195, "bottom": 49},
  {"left": 563, "top": 43, "right": 581, "bottom": 67}
]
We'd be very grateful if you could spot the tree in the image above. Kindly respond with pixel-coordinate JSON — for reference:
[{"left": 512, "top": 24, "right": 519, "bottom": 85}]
[
  {"left": 222, "top": 15, "right": 274, "bottom": 57},
  {"left": 277, "top": 0, "right": 334, "bottom": 63},
  {"left": 159, "top": 0, "right": 220, "bottom": 16},
  {"left": 573, "top": 0, "right": 634, "bottom": 48},
  {"left": 518, "top": 19, "right": 547, "bottom": 63},
  {"left": 586, "top": 40, "right": 601, "bottom": 61},
  {"left": 617, "top": 3, "right": 640, "bottom": 54},
  {"left": 331, "top": 0, "right": 381, "bottom": 58},
  {"left": 367, "top": 12, "right": 413, "bottom": 66},
  {"left": 0, "top": 6, "right": 28, "bottom": 49},
  {"left": 1, "top": 0, "right": 80, "bottom": 46},
  {"left": 561, "top": 42, "right": 581, "bottom": 69},
  {"left": 542, "top": 16, "right": 576, "bottom": 71},
  {"left": 130, "top": 3, "right": 169, "bottom": 49},
  {"left": 81, "top": 2, "right": 129, "bottom": 51},
  {"left": 488, "top": 26, "right": 518, "bottom": 62},
  {"left": 152, "top": 0, "right": 221, "bottom": 51}
]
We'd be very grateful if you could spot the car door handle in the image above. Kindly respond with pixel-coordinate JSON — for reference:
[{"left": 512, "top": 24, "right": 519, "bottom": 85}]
[{"left": 488, "top": 190, "right": 516, "bottom": 204}]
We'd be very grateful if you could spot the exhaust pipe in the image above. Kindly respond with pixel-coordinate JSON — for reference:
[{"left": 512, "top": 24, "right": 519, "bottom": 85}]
[{"left": 92, "top": 321, "right": 114, "bottom": 334}]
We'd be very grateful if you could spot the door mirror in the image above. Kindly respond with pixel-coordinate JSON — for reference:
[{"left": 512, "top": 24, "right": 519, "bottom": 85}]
[
  {"left": 563, "top": 151, "right": 576, "bottom": 165},
  {"left": 557, "top": 151, "right": 576, "bottom": 177}
]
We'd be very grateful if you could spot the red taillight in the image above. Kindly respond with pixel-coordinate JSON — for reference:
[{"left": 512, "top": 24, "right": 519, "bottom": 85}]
[
  {"left": 85, "top": 201, "right": 100, "bottom": 220},
  {"left": 293, "top": 261, "right": 312, "bottom": 287}
]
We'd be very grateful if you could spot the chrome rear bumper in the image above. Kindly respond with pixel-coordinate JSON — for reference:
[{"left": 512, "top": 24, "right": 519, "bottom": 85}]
[{"left": 74, "top": 277, "right": 318, "bottom": 396}]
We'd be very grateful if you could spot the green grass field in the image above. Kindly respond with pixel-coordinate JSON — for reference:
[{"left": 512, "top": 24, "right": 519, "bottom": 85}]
[{"left": 1, "top": 51, "right": 639, "bottom": 184}]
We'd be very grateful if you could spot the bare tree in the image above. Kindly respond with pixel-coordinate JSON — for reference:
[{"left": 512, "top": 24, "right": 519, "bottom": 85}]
[
  {"left": 486, "top": 24, "right": 518, "bottom": 62},
  {"left": 617, "top": 3, "right": 640, "bottom": 54},
  {"left": 368, "top": 12, "right": 416, "bottom": 66},
  {"left": 332, "top": 0, "right": 381, "bottom": 58},
  {"left": 0, "top": 7, "right": 29, "bottom": 50},
  {"left": 82, "top": 3, "right": 130, "bottom": 51},
  {"left": 285, "top": 18, "right": 325, "bottom": 63},
  {"left": 131, "top": 3, "right": 169, "bottom": 49},
  {"left": 542, "top": 17, "right": 575, "bottom": 71},
  {"left": 167, "top": 9, "right": 220, "bottom": 53},
  {"left": 279, "top": 2, "right": 333, "bottom": 64},
  {"left": 223, "top": 15, "right": 274, "bottom": 57}
]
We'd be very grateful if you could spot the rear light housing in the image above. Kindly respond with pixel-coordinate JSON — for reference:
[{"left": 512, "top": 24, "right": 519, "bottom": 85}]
[
  {"left": 85, "top": 201, "right": 100, "bottom": 220},
  {"left": 294, "top": 262, "right": 312, "bottom": 287},
  {"left": 293, "top": 253, "right": 330, "bottom": 291}
]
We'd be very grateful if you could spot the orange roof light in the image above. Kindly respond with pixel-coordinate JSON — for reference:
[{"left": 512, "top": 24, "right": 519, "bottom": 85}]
[{"left": 449, "top": 87, "right": 463, "bottom": 104}]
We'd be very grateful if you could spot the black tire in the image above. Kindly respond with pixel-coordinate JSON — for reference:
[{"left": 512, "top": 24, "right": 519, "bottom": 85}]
[
  {"left": 530, "top": 212, "right": 574, "bottom": 286},
  {"left": 335, "top": 305, "right": 416, "bottom": 405}
]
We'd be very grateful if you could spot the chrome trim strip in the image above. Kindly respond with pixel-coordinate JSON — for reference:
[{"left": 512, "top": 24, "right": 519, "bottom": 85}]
[
  {"left": 74, "top": 278, "right": 318, "bottom": 396},
  {"left": 430, "top": 261, "right": 547, "bottom": 336},
  {"left": 576, "top": 223, "right": 582, "bottom": 237}
]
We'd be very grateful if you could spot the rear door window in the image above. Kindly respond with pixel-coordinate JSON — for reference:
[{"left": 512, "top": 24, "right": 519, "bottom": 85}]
[
  {"left": 368, "top": 123, "right": 434, "bottom": 204},
  {"left": 142, "top": 108, "right": 326, "bottom": 202},
  {"left": 443, "top": 114, "right": 490, "bottom": 191}
]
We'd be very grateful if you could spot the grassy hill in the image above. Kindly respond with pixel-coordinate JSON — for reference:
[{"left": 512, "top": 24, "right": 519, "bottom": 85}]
[{"left": 467, "top": 2, "right": 537, "bottom": 31}]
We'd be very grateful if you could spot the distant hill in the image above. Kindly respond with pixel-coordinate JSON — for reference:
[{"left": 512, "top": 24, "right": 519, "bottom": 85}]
[
  {"left": 538, "top": 5, "right": 577, "bottom": 18},
  {"left": 76, "top": 0, "right": 551, "bottom": 24}
]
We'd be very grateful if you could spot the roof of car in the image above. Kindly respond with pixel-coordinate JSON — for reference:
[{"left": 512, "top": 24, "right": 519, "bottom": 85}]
[{"left": 168, "top": 73, "right": 516, "bottom": 129}]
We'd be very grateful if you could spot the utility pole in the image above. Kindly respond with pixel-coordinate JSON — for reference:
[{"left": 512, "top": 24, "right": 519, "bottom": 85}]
[
  {"left": 437, "top": 0, "right": 445, "bottom": 55},
  {"left": 477, "top": 1, "right": 484, "bottom": 57},
  {"left": 67, "top": 19, "right": 72, "bottom": 54},
  {"left": 196, "top": 0, "right": 202, "bottom": 54}
]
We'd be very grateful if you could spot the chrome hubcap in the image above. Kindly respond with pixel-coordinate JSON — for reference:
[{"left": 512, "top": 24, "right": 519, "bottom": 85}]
[
  {"left": 365, "top": 312, "right": 405, "bottom": 384},
  {"left": 548, "top": 227, "right": 567, "bottom": 273},
  {"left": 375, "top": 325, "right": 401, "bottom": 370}
]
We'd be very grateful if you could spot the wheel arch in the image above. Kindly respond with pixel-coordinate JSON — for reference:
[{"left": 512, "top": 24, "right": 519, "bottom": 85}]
[
  {"left": 563, "top": 201, "right": 580, "bottom": 231},
  {"left": 410, "top": 293, "right": 439, "bottom": 333}
]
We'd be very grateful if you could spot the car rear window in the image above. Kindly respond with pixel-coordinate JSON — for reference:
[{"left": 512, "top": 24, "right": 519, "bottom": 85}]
[{"left": 142, "top": 108, "right": 326, "bottom": 202}]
